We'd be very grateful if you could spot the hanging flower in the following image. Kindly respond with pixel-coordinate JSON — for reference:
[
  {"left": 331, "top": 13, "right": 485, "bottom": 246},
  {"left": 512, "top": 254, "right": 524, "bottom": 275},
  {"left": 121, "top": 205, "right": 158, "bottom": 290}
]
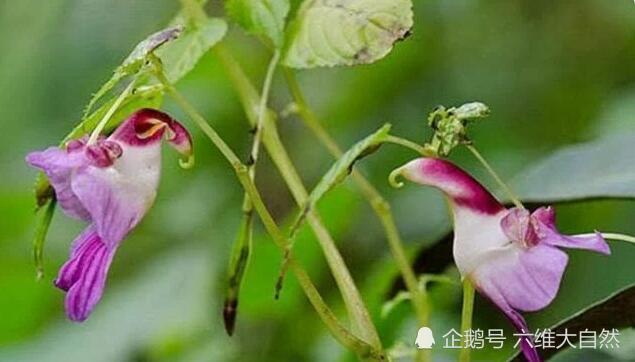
[
  {"left": 393, "top": 157, "right": 610, "bottom": 361},
  {"left": 26, "top": 108, "right": 193, "bottom": 321}
]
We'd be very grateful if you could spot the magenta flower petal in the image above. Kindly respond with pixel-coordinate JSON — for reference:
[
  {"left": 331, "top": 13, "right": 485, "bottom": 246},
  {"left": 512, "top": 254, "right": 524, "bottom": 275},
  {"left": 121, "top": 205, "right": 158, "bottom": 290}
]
[
  {"left": 54, "top": 226, "right": 118, "bottom": 321},
  {"left": 530, "top": 207, "right": 610, "bottom": 255},
  {"left": 477, "top": 282, "right": 541, "bottom": 362},
  {"left": 55, "top": 225, "right": 100, "bottom": 290},
  {"left": 26, "top": 146, "right": 91, "bottom": 220},
  {"left": 26, "top": 109, "right": 193, "bottom": 321},
  {"left": 70, "top": 165, "right": 152, "bottom": 246},
  {"left": 397, "top": 157, "right": 611, "bottom": 362},
  {"left": 472, "top": 244, "right": 568, "bottom": 312}
]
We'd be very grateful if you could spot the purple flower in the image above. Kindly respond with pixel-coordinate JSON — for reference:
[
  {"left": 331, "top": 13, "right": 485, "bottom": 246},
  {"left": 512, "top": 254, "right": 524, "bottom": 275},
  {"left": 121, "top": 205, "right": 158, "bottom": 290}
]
[
  {"left": 396, "top": 158, "right": 610, "bottom": 362},
  {"left": 26, "top": 109, "right": 193, "bottom": 322}
]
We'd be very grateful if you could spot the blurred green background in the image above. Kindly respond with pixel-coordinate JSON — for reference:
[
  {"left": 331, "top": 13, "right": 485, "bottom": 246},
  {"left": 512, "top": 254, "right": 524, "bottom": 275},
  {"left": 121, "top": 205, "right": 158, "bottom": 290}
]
[{"left": 1, "top": 0, "right": 634, "bottom": 361}]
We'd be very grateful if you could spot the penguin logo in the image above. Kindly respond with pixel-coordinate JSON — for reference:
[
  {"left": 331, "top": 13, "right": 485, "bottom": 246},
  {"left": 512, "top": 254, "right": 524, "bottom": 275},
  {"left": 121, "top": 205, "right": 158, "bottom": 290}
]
[{"left": 415, "top": 327, "right": 435, "bottom": 349}]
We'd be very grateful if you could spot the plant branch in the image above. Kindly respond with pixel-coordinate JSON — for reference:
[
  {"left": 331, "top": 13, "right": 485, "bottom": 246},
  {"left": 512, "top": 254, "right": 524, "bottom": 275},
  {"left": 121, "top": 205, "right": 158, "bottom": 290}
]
[
  {"left": 284, "top": 69, "right": 431, "bottom": 361},
  {"left": 284, "top": 68, "right": 438, "bottom": 361},
  {"left": 152, "top": 64, "right": 383, "bottom": 360},
  {"left": 215, "top": 44, "right": 383, "bottom": 350}
]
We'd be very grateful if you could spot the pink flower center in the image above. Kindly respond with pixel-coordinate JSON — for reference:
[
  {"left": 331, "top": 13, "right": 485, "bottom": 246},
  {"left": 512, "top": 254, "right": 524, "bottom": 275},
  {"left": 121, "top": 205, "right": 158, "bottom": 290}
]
[{"left": 501, "top": 208, "right": 541, "bottom": 249}]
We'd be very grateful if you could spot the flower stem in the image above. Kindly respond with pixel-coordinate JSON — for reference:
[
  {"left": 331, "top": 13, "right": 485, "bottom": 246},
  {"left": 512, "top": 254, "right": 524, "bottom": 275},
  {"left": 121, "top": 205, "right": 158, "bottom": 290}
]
[
  {"left": 249, "top": 50, "right": 280, "bottom": 170},
  {"left": 465, "top": 144, "right": 524, "bottom": 209},
  {"left": 225, "top": 49, "right": 280, "bottom": 335},
  {"left": 215, "top": 45, "right": 383, "bottom": 350},
  {"left": 87, "top": 77, "right": 137, "bottom": 145},
  {"left": 154, "top": 67, "right": 385, "bottom": 360},
  {"left": 459, "top": 279, "right": 475, "bottom": 362},
  {"left": 384, "top": 135, "right": 431, "bottom": 156},
  {"left": 284, "top": 69, "right": 431, "bottom": 361}
]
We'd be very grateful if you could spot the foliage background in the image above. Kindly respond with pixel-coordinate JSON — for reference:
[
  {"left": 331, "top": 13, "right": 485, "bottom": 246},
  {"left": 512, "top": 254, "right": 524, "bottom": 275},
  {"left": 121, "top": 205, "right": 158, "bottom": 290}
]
[{"left": 0, "top": 0, "right": 634, "bottom": 361}]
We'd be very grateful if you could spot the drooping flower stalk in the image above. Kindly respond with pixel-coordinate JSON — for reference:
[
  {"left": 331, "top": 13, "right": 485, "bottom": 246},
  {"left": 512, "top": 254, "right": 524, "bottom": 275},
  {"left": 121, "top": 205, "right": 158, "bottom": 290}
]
[{"left": 393, "top": 157, "right": 611, "bottom": 362}]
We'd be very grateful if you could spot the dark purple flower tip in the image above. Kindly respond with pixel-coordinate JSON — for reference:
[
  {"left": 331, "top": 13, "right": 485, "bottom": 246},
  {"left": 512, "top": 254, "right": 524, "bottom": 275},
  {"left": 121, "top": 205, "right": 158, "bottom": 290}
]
[
  {"left": 111, "top": 108, "right": 193, "bottom": 158},
  {"left": 55, "top": 226, "right": 117, "bottom": 322},
  {"left": 398, "top": 157, "right": 505, "bottom": 215}
]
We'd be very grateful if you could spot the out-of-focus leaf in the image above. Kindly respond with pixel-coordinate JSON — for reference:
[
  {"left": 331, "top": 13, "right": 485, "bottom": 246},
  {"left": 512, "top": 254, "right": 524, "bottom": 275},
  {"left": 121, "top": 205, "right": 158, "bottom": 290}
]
[
  {"left": 290, "top": 123, "right": 391, "bottom": 235},
  {"left": 512, "top": 133, "right": 635, "bottom": 202},
  {"left": 226, "top": 0, "right": 290, "bottom": 47},
  {"left": 156, "top": 18, "right": 227, "bottom": 83},
  {"left": 282, "top": 0, "right": 413, "bottom": 68},
  {"left": 82, "top": 26, "right": 181, "bottom": 118},
  {"left": 0, "top": 250, "right": 231, "bottom": 362},
  {"left": 509, "top": 283, "right": 635, "bottom": 361}
]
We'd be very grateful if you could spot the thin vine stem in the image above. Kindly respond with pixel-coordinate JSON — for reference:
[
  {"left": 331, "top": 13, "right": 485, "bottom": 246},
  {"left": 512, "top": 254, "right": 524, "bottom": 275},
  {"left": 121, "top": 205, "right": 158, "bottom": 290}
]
[
  {"left": 214, "top": 44, "right": 383, "bottom": 350},
  {"left": 384, "top": 135, "right": 430, "bottom": 156},
  {"left": 465, "top": 144, "right": 524, "bottom": 209},
  {"left": 152, "top": 65, "right": 384, "bottom": 360},
  {"left": 87, "top": 77, "right": 137, "bottom": 145},
  {"left": 249, "top": 50, "right": 280, "bottom": 171},
  {"left": 459, "top": 279, "right": 475, "bottom": 362},
  {"left": 284, "top": 69, "right": 431, "bottom": 361}
]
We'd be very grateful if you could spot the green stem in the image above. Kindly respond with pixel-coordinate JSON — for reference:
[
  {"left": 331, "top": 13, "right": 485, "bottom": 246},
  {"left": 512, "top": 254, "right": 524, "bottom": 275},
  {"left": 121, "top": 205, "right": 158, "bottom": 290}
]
[
  {"left": 215, "top": 45, "right": 383, "bottom": 350},
  {"left": 249, "top": 50, "right": 280, "bottom": 170},
  {"left": 154, "top": 67, "right": 384, "bottom": 360},
  {"left": 179, "top": 0, "right": 207, "bottom": 25},
  {"left": 87, "top": 78, "right": 136, "bottom": 144},
  {"left": 459, "top": 279, "right": 475, "bottom": 362},
  {"left": 465, "top": 144, "right": 524, "bottom": 209},
  {"left": 384, "top": 135, "right": 430, "bottom": 156},
  {"left": 284, "top": 69, "right": 431, "bottom": 361}
]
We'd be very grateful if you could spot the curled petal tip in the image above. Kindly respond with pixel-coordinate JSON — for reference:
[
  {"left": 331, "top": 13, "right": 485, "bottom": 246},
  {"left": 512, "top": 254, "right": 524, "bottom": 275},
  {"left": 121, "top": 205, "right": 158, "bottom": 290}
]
[
  {"left": 179, "top": 154, "right": 195, "bottom": 169},
  {"left": 388, "top": 166, "right": 406, "bottom": 188}
]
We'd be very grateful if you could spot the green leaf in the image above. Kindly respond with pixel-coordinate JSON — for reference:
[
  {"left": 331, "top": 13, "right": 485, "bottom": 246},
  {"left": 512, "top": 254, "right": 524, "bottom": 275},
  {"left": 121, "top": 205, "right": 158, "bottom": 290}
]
[
  {"left": 508, "top": 283, "right": 635, "bottom": 361},
  {"left": 512, "top": 133, "right": 635, "bottom": 202},
  {"left": 82, "top": 27, "right": 181, "bottom": 119},
  {"left": 282, "top": 0, "right": 414, "bottom": 68},
  {"left": 155, "top": 18, "right": 227, "bottom": 83},
  {"left": 32, "top": 199, "right": 56, "bottom": 280},
  {"left": 290, "top": 123, "right": 391, "bottom": 235},
  {"left": 226, "top": 0, "right": 290, "bottom": 47}
]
